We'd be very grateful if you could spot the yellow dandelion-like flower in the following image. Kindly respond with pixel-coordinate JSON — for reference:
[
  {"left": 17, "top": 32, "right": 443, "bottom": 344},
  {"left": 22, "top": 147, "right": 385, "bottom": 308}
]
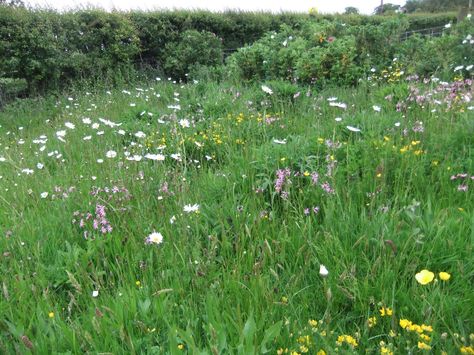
[
  {"left": 48, "top": 312, "right": 55, "bottom": 318},
  {"left": 316, "top": 350, "right": 326, "bottom": 355},
  {"left": 439, "top": 272, "right": 451, "bottom": 281},
  {"left": 415, "top": 270, "right": 435, "bottom": 285}
]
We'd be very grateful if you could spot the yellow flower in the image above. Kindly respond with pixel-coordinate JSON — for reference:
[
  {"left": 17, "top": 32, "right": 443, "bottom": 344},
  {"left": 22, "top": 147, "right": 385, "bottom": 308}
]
[
  {"left": 439, "top": 272, "right": 451, "bottom": 281},
  {"left": 415, "top": 270, "right": 435, "bottom": 285},
  {"left": 308, "top": 319, "right": 318, "bottom": 327},
  {"left": 368, "top": 316, "right": 377, "bottom": 328},
  {"left": 379, "top": 307, "right": 393, "bottom": 317},
  {"left": 48, "top": 312, "right": 55, "bottom": 318},
  {"left": 421, "top": 324, "right": 433, "bottom": 332},
  {"left": 177, "top": 344, "right": 184, "bottom": 350},
  {"left": 316, "top": 350, "right": 326, "bottom": 355},
  {"left": 380, "top": 347, "right": 393, "bottom": 355},
  {"left": 135, "top": 280, "right": 141, "bottom": 287},
  {"left": 460, "top": 346, "right": 474, "bottom": 354},
  {"left": 418, "top": 342, "right": 431, "bottom": 350},
  {"left": 399, "top": 319, "right": 412, "bottom": 329},
  {"left": 299, "top": 345, "right": 309, "bottom": 353},
  {"left": 419, "top": 334, "right": 431, "bottom": 342},
  {"left": 336, "top": 335, "right": 358, "bottom": 347}
]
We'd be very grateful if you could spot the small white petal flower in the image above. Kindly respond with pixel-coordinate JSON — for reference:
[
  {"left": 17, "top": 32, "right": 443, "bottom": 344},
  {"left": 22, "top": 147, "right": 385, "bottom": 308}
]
[
  {"left": 92, "top": 290, "right": 99, "bottom": 298},
  {"left": 183, "top": 204, "right": 200, "bottom": 213},
  {"left": 145, "top": 153, "right": 165, "bottom": 161},
  {"left": 319, "top": 264, "right": 329, "bottom": 277},
  {"left": 178, "top": 119, "right": 190, "bottom": 128},
  {"left": 106, "top": 150, "right": 117, "bottom": 158},
  {"left": 261, "top": 85, "right": 273, "bottom": 95},
  {"left": 146, "top": 231, "right": 164, "bottom": 245},
  {"left": 346, "top": 125, "right": 361, "bottom": 132},
  {"left": 40, "top": 192, "right": 48, "bottom": 199}
]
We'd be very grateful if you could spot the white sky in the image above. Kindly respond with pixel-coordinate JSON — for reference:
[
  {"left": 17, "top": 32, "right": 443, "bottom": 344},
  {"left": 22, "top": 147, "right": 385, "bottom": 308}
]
[{"left": 24, "top": 0, "right": 407, "bottom": 15}]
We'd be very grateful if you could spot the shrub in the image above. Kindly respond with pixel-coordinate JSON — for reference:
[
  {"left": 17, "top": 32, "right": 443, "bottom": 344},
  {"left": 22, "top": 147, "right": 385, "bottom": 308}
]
[{"left": 163, "top": 30, "right": 223, "bottom": 80}]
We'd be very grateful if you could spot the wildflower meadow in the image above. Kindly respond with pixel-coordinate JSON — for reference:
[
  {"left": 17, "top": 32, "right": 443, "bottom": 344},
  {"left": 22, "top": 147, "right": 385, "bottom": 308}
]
[{"left": 0, "top": 4, "right": 473, "bottom": 355}]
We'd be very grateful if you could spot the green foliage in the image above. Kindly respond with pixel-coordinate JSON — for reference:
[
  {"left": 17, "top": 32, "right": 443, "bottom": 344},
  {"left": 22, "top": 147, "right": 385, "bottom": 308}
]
[
  {"left": 405, "top": 0, "right": 468, "bottom": 13},
  {"left": 396, "top": 17, "right": 474, "bottom": 77},
  {"left": 0, "top": 75, "right": 472, "bottom": 354},
  {"left": 0, "top": 7, "right": 140, "bottom": 95},
  {"left": 228, "top": 18, "right": 409, "bottom": 85},
  {"left": 374, "top": 3, "right": 401, "bottom": 15},
  {"left": 344, "top": 7, "right": 359, "bottom": 15},
  {"left": 163, "top": 30, "right": 223, "bottom": 80},
  {"left": 0, "top": 6, "right": 460, "bottom": 99}
]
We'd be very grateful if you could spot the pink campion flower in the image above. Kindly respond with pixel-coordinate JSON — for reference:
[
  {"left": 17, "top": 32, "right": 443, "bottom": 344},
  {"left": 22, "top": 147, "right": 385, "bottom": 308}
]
[
  {"left": 311, "top": 172, "right": 319, "bottom": 185},
  {"left": 275, "top": 168, "right": 291, "bottom": 194},
  {"left": 458, "top": 184, "right": 468, "bottom": 192},
  {"left": 321, "top": 182, "right": 335, "bottom": 194}
]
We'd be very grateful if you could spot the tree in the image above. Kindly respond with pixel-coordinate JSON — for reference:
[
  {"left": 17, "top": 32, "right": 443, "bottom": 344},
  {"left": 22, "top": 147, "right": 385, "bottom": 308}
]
[
  {"left": 344, "top": 6, "right": 359, "bottom": 14},
  {"left": 374, "top": 3, "right": 401, "bottom": 14},
  {"left": 404, "top": 0, "right": 468, "bottom": 13},
  {"left": 0, "top": 0, "right": 25, "bottom": 6}
]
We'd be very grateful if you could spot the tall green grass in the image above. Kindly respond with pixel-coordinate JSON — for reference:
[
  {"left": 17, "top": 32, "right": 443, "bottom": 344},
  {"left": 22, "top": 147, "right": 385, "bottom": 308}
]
[{"left": 0, "top": 77, "right": 472, "bottom": 353}]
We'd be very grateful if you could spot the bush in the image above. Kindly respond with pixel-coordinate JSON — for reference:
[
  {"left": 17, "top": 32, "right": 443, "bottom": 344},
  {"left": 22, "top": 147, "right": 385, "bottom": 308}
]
[{"left": 163, "top": 30, "right": 223, "bottom": 80}]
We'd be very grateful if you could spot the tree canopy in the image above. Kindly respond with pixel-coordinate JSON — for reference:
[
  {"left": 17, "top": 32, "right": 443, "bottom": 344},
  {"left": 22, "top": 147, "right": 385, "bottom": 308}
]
[{"left": 404, "top": 0, "right": 469, "bottom": 13}]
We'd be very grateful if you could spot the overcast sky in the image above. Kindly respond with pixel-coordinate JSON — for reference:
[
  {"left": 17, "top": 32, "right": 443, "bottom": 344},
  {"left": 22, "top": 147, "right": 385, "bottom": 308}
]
[{"left": 24, "top": 0, "right": 407, "bottom": 15}]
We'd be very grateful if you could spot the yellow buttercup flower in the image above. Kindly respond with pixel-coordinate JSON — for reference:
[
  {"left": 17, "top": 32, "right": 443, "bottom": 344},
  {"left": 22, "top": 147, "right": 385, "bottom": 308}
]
[
  {"left": 415, "top": 270, "right": 435, "bottom": 285},
  {"left": 48, "top": 312, "right": 55, "bottom": 318},
  {"left": 439, "top": 272, "right": 451, "bottom": 281}
]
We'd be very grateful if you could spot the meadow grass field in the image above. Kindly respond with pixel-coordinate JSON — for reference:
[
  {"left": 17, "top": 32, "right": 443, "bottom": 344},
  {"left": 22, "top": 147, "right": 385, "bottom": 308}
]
[{"left": 0, "top": 75, "right": 473, "bottom": 354}]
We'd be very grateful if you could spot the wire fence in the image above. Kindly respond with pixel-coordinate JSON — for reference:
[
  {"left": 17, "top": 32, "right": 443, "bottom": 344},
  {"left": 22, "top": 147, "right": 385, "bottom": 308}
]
[{"left": 400, "top": 25, "right": 449, "bottom": 41}]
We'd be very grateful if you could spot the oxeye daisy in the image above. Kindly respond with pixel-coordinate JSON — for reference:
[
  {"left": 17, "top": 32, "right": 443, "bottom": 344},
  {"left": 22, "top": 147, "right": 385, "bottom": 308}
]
[{"left": 145, "top": 231, "right": 164, "bottom": 245}]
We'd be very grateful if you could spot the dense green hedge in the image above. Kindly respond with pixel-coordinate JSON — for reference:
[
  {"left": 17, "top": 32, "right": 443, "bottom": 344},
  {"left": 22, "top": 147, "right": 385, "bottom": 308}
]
[{"left": 0, "top": 6, "right": 458, "bottom": 97}]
